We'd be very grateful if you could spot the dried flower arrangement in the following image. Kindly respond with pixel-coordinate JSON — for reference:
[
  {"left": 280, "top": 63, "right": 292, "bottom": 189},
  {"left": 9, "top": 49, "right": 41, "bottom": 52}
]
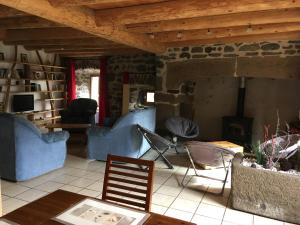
[{"left": 249, "top": 112, "right": 300, "bottom": 172}]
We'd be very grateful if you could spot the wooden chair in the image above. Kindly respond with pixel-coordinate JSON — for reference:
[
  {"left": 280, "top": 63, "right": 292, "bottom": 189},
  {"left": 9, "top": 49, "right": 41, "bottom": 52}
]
[{"left": 102, "top": 154, "right": 154, "bottom": 212}]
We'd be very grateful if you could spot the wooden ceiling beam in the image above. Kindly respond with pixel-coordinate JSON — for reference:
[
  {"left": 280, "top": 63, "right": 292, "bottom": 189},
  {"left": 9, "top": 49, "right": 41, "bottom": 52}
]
[
  {"left": 49, "top": 0, "right": 166, "bottom": 7},
  {"left": 24, "top": 44, "right": 124, "bottom": 51},
  {"left": 4, "top": 28, "right": 95, "bottom": 41},
  {"left": 0, "top": 5, "right": 29, "bottom": 18},
  {"left": 155, "top": 22, "right": 300, "bottom": 43},
  {"left": 0, "top": 30, "right": 6, "bottom": 40},
  {"left": 95, "top": 0, "right": 300, "bottom": 25},
  {"left": 165, "top": 31, "right": 300, "bottom": 47},
  {"left": 126, "top": 8, "right": 300, "bottom": 33},
  {"left": 0, "top": 16, "right": 64, "bottom": 29},
  {"left": 0, "top": 0, "right": 165, "bottom": 53},
  {"left": 44, "top": 48, "right": 138, "bottom": 53},
  {"left": 4, "top": 38, "right": 117, "bottom": 46}
]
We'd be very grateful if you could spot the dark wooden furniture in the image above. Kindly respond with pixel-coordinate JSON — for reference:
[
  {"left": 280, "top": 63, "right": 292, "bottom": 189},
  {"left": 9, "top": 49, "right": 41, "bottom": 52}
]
[
  {"left": 102, "top": 154, "right": 154, "bottom": 212},
  {"left": 45, "top": 123, "right": 91, "bottom": 132},
  {"left": 1, "top": 190, "right": 195, "bottom": 225}
]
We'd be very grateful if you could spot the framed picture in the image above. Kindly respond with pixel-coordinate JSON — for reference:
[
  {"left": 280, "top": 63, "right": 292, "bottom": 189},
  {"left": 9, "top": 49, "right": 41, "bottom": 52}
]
[
  {"left": 0, "top": 52, "right": 4, "bottom": 61},
  {"left": 53, "top": 198, "right": 150, "bottom": 225},
  {"left": 20, "top": 53, "right": 28, "bottom": 63}
]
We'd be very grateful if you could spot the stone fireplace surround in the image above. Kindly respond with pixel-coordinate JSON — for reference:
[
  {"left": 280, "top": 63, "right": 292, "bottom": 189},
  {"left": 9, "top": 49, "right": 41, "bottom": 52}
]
[{"left": 155, "top": 41, "right": 300, "bottom": 144}]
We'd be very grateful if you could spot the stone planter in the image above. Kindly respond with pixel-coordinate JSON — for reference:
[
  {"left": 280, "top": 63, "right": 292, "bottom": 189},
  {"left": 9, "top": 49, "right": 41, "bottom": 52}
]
[{"left": 231, "top": 153, "right": 300, "bottom": 224}]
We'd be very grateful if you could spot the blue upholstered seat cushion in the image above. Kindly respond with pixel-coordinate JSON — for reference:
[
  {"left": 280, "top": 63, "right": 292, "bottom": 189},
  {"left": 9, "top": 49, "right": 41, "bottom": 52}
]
[{"left": 42, "top": 131, "right": 70, "bottom": 143}]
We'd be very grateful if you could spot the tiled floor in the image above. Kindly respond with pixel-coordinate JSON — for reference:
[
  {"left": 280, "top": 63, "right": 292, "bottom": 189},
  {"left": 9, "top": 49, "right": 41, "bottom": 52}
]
[{"left": 0, "top": 149, "right": 295, "bottom": 225}]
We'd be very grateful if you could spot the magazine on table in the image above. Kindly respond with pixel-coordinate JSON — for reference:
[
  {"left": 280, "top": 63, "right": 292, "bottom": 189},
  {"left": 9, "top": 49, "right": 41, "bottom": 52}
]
[{"left": 53, "top": 198, "right": 150, "bottom": 225}]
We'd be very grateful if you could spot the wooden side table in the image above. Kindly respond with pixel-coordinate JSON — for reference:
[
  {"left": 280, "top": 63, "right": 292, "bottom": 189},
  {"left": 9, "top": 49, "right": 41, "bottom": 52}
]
[{"left": 199, "top": 141, "right": 244, "bottom": 169}]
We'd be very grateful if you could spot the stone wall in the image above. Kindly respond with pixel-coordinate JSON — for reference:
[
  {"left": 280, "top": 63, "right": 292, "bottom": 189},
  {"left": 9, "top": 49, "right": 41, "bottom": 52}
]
[
  {"left": 155, "top": 41, "right": 300, "bottom": 143},
  {"left": 107, "top": 54, "right": 156, "bottom": 121}
]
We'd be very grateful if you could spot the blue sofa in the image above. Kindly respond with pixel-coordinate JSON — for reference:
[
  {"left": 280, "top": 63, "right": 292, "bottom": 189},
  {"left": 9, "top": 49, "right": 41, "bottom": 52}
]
[
  {"left": 87, "top": 107, "right": 156, "bottom": 160},
  {"left": 0, "top": 113, "right": 69, "bottom": 181}
]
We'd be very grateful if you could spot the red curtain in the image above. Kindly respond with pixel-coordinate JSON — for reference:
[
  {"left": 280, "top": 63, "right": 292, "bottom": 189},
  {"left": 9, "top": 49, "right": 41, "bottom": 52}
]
[
  {"left": 67, "top": 60, "right": 76, "bottom": 105},
  {"left": 99, "top": 58, "right": 108, "bottom": 126}
]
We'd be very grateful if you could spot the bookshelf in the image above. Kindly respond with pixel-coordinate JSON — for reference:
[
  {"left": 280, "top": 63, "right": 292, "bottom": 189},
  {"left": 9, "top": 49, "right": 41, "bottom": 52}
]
[{"left": 0, "top": 60, "right": 67, "bottom": 126}]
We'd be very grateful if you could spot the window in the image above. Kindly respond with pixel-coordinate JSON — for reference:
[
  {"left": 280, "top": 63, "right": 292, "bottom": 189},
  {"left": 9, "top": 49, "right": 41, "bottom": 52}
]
[{"left": 90, "top": 75, "right": 99, "bottom": 107}]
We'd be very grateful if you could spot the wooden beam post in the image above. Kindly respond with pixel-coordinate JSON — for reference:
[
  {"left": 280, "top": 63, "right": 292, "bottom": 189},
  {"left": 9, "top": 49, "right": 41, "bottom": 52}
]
[{"left": 0, "top": 0, "right": 166, "bottom": 53}]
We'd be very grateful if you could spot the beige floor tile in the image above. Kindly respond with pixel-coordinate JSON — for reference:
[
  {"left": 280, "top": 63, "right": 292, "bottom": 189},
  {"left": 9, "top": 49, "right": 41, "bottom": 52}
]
[
  {"left": 59, "top": 185, "right": 82, "bottom": 193},
  {"left": 223, "top": 208, "right": 254, "bottom": 225},
  {"left": 192, "top": 215, "right": 222, "bottom": 225},
  {"left": 150, "top": 204, "right": 167, "bottom": 215},
  {"left": 16, "top": 189, "right": 47, "bottom": 202},
  {"left": 156, "top": 185, "right": 183, "bottom": 197},
  {"left": 18, "top": 176, "right": 49, "bottom": 188},
  {"left": 170, "top": 198, "right": 199, "bottom": 213},
  {"left": 164, "top": 208, "right": 193, "bottom": 222},
  {"left": 82, "top": 171, "right": 104, "bottom": 181},
  {"left": 2, "top": 198, "right": 28, "bottom": 215},
  {"left": 177, "top": 188, "right": 204, "bottom": 202},
  {"left": 1, "top": 195, "right": 10, "bottom": 201},
  {"left": 254, "top": 215, "right": 284, "bottom": 225},
  {"left": 152, "top": 193, "right": 176, "bottom": 207},
  {"left": 196, "top": 203, "right": 225, "bottom": 220},
  {"left": 52, "top": 174, "right": 79, "bottom": 184},
  {"left": 78, "top": 189, "right": 101, "bottom": 197},
  {"left": 86, "top": 181, "right": 104, "bottom": 192},
  {"left": 35, "top": 181, "right": 64, "bottom": 193},
  {"left": 1, "top": 180, "right": 15, "bottom": 189},
  {"left": 2, "top": 184, "right": 29, "bottom": 197},
  {"left": 202, "top": 193, "right": 228, "bottom": 208},
  {"left": 68, "top": 178, "right": 95, "bottom": 188}
]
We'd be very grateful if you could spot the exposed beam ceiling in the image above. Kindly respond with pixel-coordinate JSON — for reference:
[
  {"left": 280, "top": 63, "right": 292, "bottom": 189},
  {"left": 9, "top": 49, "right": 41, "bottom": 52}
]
[
  {"left": 24, "top": 44, "right": 124, "bottom": 51},
  {"left": 95, "top": 0, "right": 300, "bottom": 25},
  {"left": 165, "top": 31, "right": 300, "bottom": 47},
  {"left": 154, "top": 22, "right": 300, "bottom": 43},
  {"left": 0, "top": 0, "right": 166, "bottom": 53},
  {"left": 3, "top": 38, "right": 118, "bottom": 46},
  {"left": 0, "top": 16, "right": 64, "bottom": 29},
  {"left": 44, "top": 48, "right": 140, "bottom": 54},
  {"left": 49, "top": 0, "right": 167, "bottom": 8},
  {"left": 0, "top": 5, "right": 29, "bottom": 18},
  {"left": 126, "top": 8, "right": 300, "bottom": 33},
  {"left": 4, "top": 28, "right": 94, "bottom": 41}
]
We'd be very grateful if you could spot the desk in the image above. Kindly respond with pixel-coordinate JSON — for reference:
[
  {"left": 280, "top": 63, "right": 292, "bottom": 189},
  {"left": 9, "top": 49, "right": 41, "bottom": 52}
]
[
  {"left": 1, "top": 190, "right": 195, "bottom": 225},
  {"left": 45, "top": 123, "right": 91, "bottom": 132}
]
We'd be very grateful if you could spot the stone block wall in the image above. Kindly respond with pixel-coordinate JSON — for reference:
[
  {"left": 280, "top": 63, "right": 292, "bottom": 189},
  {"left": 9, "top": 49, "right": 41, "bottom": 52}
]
[
  {"left": 155, "top": 41, "right": 300, "bottom": 142},
  {"left": 107, "top": 54, "right": 156, "bottom": 121}
]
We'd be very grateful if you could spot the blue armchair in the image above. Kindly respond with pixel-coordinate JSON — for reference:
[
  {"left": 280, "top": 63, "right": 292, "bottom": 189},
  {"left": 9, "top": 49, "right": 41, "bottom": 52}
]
[
  {"left": 0, "top": 113, "right": 69, "bottom": 181},
  {"left": 87, "top": 107, "right": 156, "bottom": 161}
]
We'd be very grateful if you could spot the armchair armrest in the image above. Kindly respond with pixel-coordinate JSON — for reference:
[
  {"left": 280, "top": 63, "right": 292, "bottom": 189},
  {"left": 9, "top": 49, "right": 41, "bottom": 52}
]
[
  {"left": 42, "top": 131, "right": 70, "bottom": 143},
  {"left": 87, "top": 126, "right": 111, "bottom": 137}
]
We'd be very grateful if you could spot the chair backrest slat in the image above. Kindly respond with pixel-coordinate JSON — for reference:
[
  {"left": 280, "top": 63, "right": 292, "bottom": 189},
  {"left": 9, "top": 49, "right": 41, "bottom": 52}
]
[
  {"left": 108, "top": 169, "right": 149, "bottom": 180},
  {"left": 107, "top": 183, "right": 147, "bottom": 194},
  {"left": 102, "top": 154, "right": 154, "bottom": 212},
  {"left": 105, "top": 196, "right": 146, "bottom": 209},
  {"left": 108, "top": 177, "right": 148, "bottom": 187}
]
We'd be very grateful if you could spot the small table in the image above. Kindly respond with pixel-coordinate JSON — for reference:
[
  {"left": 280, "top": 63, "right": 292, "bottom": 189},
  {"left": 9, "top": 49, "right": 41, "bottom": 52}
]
[
  {"left": 1, "top": 190, "right": 196, "bottom": 225},
  {"left": 45, "top": 123, "right": 91, "bottom": 132},
  {"left": 199, "top": 141, "right": 244, "bottom": 169}
]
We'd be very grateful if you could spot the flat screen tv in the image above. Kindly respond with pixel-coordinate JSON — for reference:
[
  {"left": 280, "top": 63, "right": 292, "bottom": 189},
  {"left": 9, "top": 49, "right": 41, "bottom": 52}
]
[{"left": 12, "top": 94, "right": 34, "bottom": 112}]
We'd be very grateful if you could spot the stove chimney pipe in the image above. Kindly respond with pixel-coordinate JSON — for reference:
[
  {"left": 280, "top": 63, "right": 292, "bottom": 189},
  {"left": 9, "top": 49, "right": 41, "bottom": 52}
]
[{"left": 236, "top": 77, "right": 246, "bottom": 117}]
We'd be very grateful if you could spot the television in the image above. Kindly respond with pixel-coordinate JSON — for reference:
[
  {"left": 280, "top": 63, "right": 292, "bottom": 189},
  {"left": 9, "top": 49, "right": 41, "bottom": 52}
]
[{"left": 12, "top": 94, "right": 34, "bottom": 112}]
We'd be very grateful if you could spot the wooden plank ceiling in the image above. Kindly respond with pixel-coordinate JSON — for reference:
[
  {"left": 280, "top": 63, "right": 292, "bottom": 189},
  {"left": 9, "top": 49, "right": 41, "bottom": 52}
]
[{"left": 0, "top": 0, "right": 300, "bottom": 57}]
